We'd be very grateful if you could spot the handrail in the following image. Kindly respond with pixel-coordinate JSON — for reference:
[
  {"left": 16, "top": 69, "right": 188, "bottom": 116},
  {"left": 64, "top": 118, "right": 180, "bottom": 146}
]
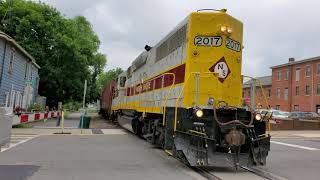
[
  {"left": 242, "top": 75, "right": 271, "bottom": 133},
  {"left": 257, "top": 79, "right": 271, "bottom": 133},
  {"left": 161, "top": 73, "right": 175, "bottom": 126},
  {"left": 136, "top": 72, "right": 176, "bottom": 122},
  {"left": 173, "top": 72, "right": 218, "bottom": 132}
]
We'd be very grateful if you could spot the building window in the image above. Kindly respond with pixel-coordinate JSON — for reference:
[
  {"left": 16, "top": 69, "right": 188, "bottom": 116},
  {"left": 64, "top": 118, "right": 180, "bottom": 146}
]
[
  {"left": 276, "top": 72, "right": 281, "bottom": 81},
  {"left": 295, "top": 68, "right": 300, "bottom": 81},
  {"left": 305, "top": 65, "right": 311, "bottom": 77},
  {"left": 284, "top": 88, "right": 288, "bottom": 100},
  {"left": 305, "top": 85, "right": 311, "bottom": 95},
  {"left": 25, "top": 63, "right": 28, "bottom": 79},
  {"left": 276, "top": 88, "right": 280, "bottom": 98},
  {"left": 284, "top": 71, "right": 289, "bottom": 80},
  {"left": 294, "top": 105, "right": 299, "bottom": 111},
  {"left": 275, "top": 105, "right": 280, "bottom": 110},
  {"left": 317, "top": 64, "right": 320, "bottom": 74},
  {"left": 295, "top": 86, "right": 300, "bottom": 96},
  {"left": 317, "top": 84, "right": 320, "bottom": 95},
  {"left": 8, "top": 48, "right": 15, "bottom": 74},
  {"left": 267, "top": 89, "right": 271, "bottom": 97}
]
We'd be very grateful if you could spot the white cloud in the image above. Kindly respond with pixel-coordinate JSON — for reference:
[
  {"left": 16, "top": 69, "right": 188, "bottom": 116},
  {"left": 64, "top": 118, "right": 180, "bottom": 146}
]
[{"left": 41, "top": 0, "right": 320, "bottom": 77}]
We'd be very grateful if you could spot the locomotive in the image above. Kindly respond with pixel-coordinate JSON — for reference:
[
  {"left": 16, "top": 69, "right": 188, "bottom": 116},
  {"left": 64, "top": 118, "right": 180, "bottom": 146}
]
[{"left": 101, "top": 9, "right": 270, "bottom": 168}]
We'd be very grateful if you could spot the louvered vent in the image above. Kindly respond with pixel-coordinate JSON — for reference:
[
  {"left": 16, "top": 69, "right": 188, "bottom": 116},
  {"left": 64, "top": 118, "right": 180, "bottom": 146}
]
[
  {"left": 132, "top": 53, "right": 148, "bottom": 72},
  {"left": 156, "top": 24, "right": 187, "bottom": 62}
]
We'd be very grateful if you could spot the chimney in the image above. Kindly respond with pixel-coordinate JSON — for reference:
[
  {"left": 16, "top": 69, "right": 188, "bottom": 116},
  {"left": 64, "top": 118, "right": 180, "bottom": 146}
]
[{"left": 289, "top": 57, "right": 295, "bottom": 63}]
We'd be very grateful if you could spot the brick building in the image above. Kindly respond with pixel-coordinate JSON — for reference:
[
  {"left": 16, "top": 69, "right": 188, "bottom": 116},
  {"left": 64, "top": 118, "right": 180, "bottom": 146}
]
[
  {"left": 243, "top": 76, "right": 272, "bottom": 108},
  {"left": 270, "top": 56, "right": 320, "bottom": 113}
]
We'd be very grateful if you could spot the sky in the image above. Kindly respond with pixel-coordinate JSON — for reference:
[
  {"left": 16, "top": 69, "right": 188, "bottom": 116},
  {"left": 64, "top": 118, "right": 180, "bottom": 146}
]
[{"left": 41, "top": 0, "right": 320, "bottom": 77}]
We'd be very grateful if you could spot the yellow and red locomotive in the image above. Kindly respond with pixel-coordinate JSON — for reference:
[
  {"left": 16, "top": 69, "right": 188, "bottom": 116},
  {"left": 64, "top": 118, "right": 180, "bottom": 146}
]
[{"left": 101, "top": 9, "right": 270, "bottom": 167}]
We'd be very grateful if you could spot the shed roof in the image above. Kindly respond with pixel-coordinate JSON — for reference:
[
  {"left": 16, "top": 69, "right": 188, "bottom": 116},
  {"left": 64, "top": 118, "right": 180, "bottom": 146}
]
[
  {"left": 243, "top": 76, "right": 271, "bottom": 88},
  {"left": 0, "top": 31, "right": 40, "bottom": 69}
]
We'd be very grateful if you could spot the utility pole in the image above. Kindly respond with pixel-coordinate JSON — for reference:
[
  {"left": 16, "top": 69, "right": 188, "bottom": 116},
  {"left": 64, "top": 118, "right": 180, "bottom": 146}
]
[{"left": 82, "top": 80, "right": 87, "bottom": 109}]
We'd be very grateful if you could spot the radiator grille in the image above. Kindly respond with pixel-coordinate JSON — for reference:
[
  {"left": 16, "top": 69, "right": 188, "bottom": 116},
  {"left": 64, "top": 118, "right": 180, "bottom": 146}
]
[{"left": 156, "top": 24, "right": 187, "bottom": 62}]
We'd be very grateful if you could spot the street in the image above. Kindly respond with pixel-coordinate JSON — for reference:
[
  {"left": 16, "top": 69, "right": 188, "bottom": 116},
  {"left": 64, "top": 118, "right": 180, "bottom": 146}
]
[{"left": 1, "top": 115, "right": 320, "bottom": 180}]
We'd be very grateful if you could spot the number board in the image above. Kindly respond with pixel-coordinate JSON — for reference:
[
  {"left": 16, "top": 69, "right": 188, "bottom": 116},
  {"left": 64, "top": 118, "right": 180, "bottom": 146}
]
[
  {"left": 226, "top": 38, "right": 241, "bottom": 52},
  {"left": 194, "top": 36, "right": 222, "bottom": 47}
]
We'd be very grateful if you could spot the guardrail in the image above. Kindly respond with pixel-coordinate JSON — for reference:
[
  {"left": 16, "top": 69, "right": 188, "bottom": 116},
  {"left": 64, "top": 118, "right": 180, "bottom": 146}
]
[{"left": 12, "top": 111, "right": 59, "bottom": 126}]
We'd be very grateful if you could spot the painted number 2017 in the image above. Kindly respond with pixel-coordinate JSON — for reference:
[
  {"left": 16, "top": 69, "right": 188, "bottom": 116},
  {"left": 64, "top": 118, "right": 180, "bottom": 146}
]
[{"left": 194, "top": 36, "right": 222, "bottom": 47}]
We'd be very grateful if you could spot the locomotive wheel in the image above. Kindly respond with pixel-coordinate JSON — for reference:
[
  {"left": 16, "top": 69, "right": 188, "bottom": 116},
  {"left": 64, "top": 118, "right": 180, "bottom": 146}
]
[{"left": 132, "top": 118, "right": 143, "bottom": 136}]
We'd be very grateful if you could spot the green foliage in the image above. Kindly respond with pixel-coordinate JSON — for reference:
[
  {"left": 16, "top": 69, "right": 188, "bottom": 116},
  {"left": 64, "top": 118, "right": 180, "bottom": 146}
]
[
  {"left": 96, "top": 68, "right": 123, "bottom": 92},
  {"left": 27, "top": 103, "right": 45, "bottom": 112},
  {"left": 63, "top": 101, "right": 81, "bottom": 112},
  {"left": 63, "top": 111, "right": 69, "bottom": 119},
  {"left": 0, "top": 0, "right": 107, "bottom": 106},
  {"left": 13, "top": 123, "right": 32, "bottom": 128}
]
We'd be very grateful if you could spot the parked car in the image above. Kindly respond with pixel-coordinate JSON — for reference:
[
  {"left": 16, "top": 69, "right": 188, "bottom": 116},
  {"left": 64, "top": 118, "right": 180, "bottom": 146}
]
[
  {"left": 258, "top": 109, "right": 290, "bottom": 120},
  {"left": 273, "top": 110, "right": 291, "bottom": 120},
  {"left": 305, "top": 112, "right": 320, "bottom": 120},
  {"left": 289, "top": 111, "right": 308, "bottom": 120}
]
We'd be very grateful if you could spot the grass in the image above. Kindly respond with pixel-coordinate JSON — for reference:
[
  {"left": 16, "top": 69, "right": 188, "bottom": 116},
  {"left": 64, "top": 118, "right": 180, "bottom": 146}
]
[
  {"left": 12, "top": 123, "right": 32, "bottom": 128},
  {"left": 63, "top": 111, "right": 70, "bottom": 119}
]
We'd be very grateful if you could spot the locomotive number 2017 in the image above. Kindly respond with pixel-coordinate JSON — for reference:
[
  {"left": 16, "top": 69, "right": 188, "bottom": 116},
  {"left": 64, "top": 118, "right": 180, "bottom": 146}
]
[
  {"left": 226, "top": 38, "right": 241, "bottom": 52},
  {"left": 194, "top": 36, "right": 222, "bottom": 47}
]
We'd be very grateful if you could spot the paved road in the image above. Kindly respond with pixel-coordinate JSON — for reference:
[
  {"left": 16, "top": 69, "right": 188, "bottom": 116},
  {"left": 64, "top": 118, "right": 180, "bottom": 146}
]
[
  {"left": 260, "top": 137, "right": 320, "bottom": 180},
  {"left": 0, "top": 132, "right": 204, "bottom": 180},
  {"left": 28, "top": 113, "right": 80, "bottom": 128},
  {"left": 1, "top": 128, "right": 319, "bottom": 180}
]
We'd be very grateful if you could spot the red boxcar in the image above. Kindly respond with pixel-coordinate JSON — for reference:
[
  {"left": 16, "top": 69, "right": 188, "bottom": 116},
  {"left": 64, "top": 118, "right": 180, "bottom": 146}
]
[{"left": 100, "top": 80, "right": 116, "bottom": 119}]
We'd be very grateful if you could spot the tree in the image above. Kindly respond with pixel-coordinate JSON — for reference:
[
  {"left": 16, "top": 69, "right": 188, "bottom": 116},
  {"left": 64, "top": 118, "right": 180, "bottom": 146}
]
[
  {"left": 96, "top": 68, "right": 123, "bottom": 92},
  {"left": 0, "top": 0, "right": 107, "bottom": 106}
]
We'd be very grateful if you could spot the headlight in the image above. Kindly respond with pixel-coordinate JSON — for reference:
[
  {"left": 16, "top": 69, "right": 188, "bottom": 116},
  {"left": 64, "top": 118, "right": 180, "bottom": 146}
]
[
  {"left": 196, "top": 109, "right": 204, "bottom": 118},
  {"left": 255, "top": 113, "right": 262, "bottom": 121},
  {"left": 227, "top": 27, "right": 233, "bottom": 33},
  {"left": 220, "top": 26, "right": 227, "bottom": 32}
]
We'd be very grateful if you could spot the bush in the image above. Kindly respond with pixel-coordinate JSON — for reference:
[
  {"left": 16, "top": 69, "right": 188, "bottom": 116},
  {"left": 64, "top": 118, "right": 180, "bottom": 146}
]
[
  {"left": 63, "top": 101, "right": 82, "bottom": 112},
  {"left": 27, "top": 103, "right": 45, "bottom": 112},
  {"left": 12, "top": 124, "right": 32, "bottom": 128}
]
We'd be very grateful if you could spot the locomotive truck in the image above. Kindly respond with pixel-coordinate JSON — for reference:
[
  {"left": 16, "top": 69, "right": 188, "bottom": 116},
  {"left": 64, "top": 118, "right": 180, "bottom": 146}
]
[{"left": 100, "top": 9, "right": 271, "bottom": 168}]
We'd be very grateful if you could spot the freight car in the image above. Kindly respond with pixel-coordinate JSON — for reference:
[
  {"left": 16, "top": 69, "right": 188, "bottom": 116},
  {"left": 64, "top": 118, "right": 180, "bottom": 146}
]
[
  {"left": 100, "top": 80, "right": 116, "bottom": 119},
  {"left": 101, "top": 9, "right": 271, "bottom": 168}
]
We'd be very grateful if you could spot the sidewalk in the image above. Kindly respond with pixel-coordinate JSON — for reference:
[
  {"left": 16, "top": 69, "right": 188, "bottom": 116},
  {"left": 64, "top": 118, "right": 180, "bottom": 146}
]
[
  {"left": 12, "top": 128, "right": 93, "bottom": 135},
  {"left": 271, "top": 130, "right": 320, "bottom": 138},
  {"left": 88, "top": 113, "right": 120, "bottom": 129}
]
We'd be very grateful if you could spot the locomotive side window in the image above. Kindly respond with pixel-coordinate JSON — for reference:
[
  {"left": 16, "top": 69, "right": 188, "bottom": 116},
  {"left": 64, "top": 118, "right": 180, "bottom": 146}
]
[{"left": 119, "top": 76, "right": 126, "bottom": 87}]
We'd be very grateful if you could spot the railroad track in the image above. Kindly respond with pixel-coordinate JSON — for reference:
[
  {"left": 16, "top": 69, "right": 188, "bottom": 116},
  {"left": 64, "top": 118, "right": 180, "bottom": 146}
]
[
  {"left": 192, "top": 167, "right": 222, "bottom": 180},
  {"left": 193, "top": 166, "right": 283, "bottom": 180},
  {"left": 240, "top": 166, "right": 282, "bottom": 180}
]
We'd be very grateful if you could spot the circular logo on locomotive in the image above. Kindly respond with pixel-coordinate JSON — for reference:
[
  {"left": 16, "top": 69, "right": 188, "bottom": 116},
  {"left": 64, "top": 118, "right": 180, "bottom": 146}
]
[{"left": 209, "top": 57, "right": 231, "bottom": 83}]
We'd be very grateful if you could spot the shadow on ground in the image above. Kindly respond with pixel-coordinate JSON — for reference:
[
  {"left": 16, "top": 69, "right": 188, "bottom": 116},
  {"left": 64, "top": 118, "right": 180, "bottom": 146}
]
[{"left": 0, "top": 165, "right": 40, "bottom": 180}]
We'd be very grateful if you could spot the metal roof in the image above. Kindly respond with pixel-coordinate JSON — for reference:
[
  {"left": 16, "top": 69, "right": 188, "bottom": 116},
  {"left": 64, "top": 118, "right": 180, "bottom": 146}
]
[
  {"left": 0, "top": 31, "right": 40, "bottom": 69},
  {"left": 243, "top": 76, "right": 271, "bottom": 88},
  {"left": 270, "top": 56, "right": 320, "bottom": 69}
]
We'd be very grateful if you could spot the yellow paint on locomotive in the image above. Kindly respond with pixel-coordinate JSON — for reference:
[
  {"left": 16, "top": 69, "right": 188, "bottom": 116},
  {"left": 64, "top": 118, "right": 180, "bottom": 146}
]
[
  {"left": 111, "top": 11, "right": 244, "bottom": 113},
  {"left": 183, "top": 11, "right": 243, "bottom": 108}
]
